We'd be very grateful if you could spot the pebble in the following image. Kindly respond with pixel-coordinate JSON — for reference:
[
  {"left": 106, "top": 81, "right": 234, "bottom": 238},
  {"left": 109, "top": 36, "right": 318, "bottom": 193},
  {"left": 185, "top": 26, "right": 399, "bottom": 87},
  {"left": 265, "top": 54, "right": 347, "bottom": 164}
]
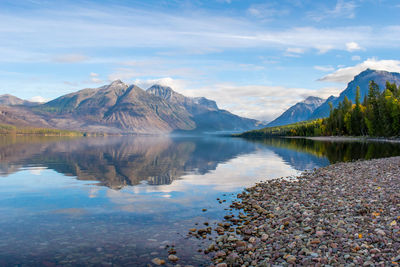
[
  {"left": 168, "top": 255, "right": 179, "bottom": 262},
  {"left": 151, "top": 258, "right": 165, "bottom": 265},
  {"left": 215, "top": 251, "right": 226, "bottom": 258},
  {"left": 195, "top": 157, "right": 400, "bottom": 266},
  {"left": 286, "top": 255, "right": 296, "bottom": 264},
  {"left": 261, "top": 234, "right": 268, "bottom": 241}
]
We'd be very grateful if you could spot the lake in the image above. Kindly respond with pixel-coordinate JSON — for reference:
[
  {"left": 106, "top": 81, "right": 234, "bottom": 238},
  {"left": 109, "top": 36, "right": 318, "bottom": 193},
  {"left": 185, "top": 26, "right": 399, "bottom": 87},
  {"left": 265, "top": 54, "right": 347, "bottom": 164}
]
[{"left": 1, "top": 135, "right": 400, "bottom": 266}]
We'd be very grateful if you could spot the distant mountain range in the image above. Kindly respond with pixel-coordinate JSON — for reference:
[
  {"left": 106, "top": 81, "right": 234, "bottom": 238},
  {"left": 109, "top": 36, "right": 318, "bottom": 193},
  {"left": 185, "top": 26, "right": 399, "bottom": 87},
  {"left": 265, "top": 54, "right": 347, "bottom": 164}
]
[
  {"left": 0, "top": 81, "right": 265, "bottom": 134},
  {"left": 0, "top": 94, "right": 36, "bottom": 106},
  {"left": 3, "top": 69, "right": 399, "bottom": 133},
  {"left": 269, "top": 69, "right": 400, "bottom": 127},
  {"left": 267, "top": 96, "right": 325, "bottom": 127}
]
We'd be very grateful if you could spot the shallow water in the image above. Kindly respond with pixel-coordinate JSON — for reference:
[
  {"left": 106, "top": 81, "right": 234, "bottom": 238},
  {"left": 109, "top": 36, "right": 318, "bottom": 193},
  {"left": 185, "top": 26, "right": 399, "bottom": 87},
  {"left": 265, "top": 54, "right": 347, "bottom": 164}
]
[{"left": 1, "top": 135, "right": 400, "bottom": 266}]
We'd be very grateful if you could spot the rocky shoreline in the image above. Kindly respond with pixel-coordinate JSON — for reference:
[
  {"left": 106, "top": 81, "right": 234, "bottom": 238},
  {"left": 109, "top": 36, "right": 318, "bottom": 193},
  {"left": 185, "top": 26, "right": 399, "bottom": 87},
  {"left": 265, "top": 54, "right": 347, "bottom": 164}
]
[{"left": 196, "top": 156, "right": 400, "bottom": 266}]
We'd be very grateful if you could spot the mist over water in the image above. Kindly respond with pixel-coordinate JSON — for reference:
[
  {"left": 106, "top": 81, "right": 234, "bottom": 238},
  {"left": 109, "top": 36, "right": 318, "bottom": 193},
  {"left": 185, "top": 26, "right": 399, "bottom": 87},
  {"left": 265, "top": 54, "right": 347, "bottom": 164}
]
[{"left": 1, "top": 135, "right": 400, "bottom": 266}]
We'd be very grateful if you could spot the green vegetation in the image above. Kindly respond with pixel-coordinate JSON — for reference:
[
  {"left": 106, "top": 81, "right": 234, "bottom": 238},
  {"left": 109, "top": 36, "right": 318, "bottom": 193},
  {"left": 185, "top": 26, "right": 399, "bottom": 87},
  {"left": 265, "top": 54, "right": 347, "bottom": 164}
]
[
  {"left": 239, "top": 80, "right": 400, "bottom": 138},
  {"left": 251, "top": 137, "right": 400, "bottom": 163},
  {"left": 0, "top": 123, "right": 83, "bottom": 136},
  {"left": 235, "top": 119, "right": 325, "bottom": 138}
]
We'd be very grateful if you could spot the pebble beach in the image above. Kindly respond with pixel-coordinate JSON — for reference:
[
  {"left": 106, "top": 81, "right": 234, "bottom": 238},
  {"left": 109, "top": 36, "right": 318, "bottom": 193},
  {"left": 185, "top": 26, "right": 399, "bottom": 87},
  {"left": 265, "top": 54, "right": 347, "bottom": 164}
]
[{"left": 198, "top": 156, "right": 400, "bottom": 266}]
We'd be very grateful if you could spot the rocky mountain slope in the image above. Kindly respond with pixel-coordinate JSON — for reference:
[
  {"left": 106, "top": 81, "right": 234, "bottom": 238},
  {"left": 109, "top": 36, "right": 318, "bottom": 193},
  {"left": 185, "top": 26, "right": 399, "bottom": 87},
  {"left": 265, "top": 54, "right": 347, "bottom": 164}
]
[
  {"left": 267, "top": 96, "right": 325, "bottom": 127},
  {"left": 147, "top": 85, "right": 262, "bottom": 132},
  {"left": 0, "top": 81, "right": 264, "bottom": 133}
]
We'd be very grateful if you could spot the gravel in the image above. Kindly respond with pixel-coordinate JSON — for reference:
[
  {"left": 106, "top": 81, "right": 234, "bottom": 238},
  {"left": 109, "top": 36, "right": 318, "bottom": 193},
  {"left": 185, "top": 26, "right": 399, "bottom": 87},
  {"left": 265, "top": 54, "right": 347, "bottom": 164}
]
[{"left": 199, "top": 156, "right": 400, "bottom": 266}]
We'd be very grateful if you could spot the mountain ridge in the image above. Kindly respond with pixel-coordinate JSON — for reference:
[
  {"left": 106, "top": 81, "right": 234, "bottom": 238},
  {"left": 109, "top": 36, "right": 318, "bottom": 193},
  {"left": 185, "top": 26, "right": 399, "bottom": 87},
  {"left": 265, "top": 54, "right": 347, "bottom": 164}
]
[
  {"left": 267, "top": 96, "right": 325, "bottom": 127},
  {"left": 0, "top": 81, "right": 264, "bottom": 134}
]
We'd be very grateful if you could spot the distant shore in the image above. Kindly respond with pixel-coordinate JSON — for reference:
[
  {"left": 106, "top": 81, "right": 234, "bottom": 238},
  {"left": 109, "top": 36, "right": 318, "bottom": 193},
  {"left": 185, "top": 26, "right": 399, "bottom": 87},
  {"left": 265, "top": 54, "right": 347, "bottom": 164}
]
[
  {"left": 201, "top": 156, "right": 400, "bottom": 266},
  {"left": 294, "top": 136, "right": 400, "bottom": 143}
]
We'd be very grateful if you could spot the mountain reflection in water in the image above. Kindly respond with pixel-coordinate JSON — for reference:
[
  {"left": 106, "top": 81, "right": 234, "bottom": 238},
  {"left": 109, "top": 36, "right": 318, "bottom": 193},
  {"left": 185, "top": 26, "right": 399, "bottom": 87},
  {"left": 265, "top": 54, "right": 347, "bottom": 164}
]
[
  {"left": 0, "top": 136, "right": 258, "bottom": 189},
  {"left": 1, "top": 135, "right": 400, "bottom": 266},
  {"left": 2, "top": 136, "right": 400, "bottom": 190}
]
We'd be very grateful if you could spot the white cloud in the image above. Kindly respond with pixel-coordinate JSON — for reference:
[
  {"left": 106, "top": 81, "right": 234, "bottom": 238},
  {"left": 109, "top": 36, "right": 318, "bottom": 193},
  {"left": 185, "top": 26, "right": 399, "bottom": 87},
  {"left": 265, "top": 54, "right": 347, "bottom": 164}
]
[
  {"left": 309, "top": 0, "right": 357, "bottom": 21},
  {"left": 346, "top": 41, "right": 362, "bottom": 52},
  {"left": 133, "top": 77, "right": 188, "bottom": 91},
  {"left": 29, "top": 95, "right": 47, "bottom": 103},
  {"left": 284, "top": 47, "right": 306, "bottom": 57},
  {"left": 52, "top": 54, "right": 88, "bottom": 63},
  {"left": 318, "top": 58, "right": 400, "bottom": 83},
  {"left": 181, "top": 83, "right": 338, "bottom": 121},
  {"left": 90, "top": 77, "right": 103, "bottom": 83},
  {"left": 247, "top": 3, "right": 289, "bottom": 21},
  {"left": 286, "top": 47, "right": 305, "bottom": 54},
  {"left": 107, "top": 61, "right": 201, "bottom": 82},
  {"left": 317, "top": 86, "right": 343, "bottom": 97},
  {"left": 90, "top": 72, "right": 99, "bottom": 77},
  {"left": 351, "top": 55, "right": 361, "bottom": 61},
  {"left": 314, "top": 65, "right": 334, "bottom": 72},
  {"left": 0, "top": 3, "right": 395, "bottom": 63}
]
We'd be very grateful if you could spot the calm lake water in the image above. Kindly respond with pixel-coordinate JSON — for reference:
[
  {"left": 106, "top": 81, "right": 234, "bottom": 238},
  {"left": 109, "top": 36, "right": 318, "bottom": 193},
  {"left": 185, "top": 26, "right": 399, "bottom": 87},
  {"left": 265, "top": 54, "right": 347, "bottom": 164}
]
[{"left": 1, "top": 135, "right": 400, "bottom": 266}]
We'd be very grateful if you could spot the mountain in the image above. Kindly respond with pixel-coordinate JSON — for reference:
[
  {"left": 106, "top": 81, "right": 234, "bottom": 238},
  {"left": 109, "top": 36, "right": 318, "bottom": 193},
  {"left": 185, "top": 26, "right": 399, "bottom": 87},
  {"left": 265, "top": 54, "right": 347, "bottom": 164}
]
[
  {"left": 0, "top": 94, "right": 36, "bottom": 106},
  {"left": 267, "top": 96, "right": 325, "bottom": 127},
  {"left": 310, "top": 69, "right": 400, "bottom": 119},
  {"left": 147, "top": 84, "right": 264, "bottom": 132},
  {"left": 0, "top": 81, "right": 264, "bottom": 133},
  {"left": 39, "top": 80, "right": 195, "bottom": 133},
  {"left": 146, "top": 84, "right": 218, "bottom": 115}
]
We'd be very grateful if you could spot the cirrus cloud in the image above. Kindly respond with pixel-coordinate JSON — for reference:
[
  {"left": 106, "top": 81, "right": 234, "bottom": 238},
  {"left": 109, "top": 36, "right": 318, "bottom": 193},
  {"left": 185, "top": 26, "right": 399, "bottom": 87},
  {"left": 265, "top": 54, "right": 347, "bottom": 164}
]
[{"left": 52, "top": 54, "right": 88, "bottom": 63}]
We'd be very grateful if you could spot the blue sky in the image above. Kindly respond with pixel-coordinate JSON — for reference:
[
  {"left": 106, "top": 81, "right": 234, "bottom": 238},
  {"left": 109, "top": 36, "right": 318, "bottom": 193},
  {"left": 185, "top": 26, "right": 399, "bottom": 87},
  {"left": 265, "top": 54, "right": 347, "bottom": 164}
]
[{"left": 1, "top": 0, "right": 400, "bottom": 121}]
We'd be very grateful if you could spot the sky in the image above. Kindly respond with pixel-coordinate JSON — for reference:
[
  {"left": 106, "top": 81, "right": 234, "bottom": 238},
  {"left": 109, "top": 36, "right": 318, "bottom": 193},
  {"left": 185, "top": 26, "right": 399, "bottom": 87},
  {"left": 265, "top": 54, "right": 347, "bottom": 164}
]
[{"left": 1, "top": 0, "right": 400, "bottom": 122}]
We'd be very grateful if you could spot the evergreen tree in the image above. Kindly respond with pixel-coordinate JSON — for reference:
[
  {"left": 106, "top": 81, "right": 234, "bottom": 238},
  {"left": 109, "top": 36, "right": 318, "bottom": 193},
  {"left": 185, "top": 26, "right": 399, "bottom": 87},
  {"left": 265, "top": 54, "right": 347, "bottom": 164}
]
[
  {"left": 351, "top": 86, "right": 363, "bottom": 135},
  {"left": 241, "top": 80, "right": 400, "bottom": 138}
]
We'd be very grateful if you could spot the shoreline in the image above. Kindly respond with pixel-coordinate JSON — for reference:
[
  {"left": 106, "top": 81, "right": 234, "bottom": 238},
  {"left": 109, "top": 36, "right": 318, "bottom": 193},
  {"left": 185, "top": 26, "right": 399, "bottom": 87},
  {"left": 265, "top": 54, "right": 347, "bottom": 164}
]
[
  {"left": 297, "top": 136, "right": 400, "bottom": 143},
  {"left": 197, "top": 156, "right": 400, "bottom": 266}
]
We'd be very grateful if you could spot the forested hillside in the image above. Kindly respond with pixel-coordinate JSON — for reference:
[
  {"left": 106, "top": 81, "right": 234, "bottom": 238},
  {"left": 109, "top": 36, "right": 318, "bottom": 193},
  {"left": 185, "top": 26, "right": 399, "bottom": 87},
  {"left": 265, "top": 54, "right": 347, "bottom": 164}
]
[{"left": 238, "top": 81, "right": 400, "bottom": 138}]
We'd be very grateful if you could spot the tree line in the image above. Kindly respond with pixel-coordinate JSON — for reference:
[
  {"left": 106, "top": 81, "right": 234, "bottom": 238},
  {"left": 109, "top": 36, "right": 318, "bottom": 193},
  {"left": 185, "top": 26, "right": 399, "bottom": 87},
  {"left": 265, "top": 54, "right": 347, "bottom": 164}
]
[
  {"left": 0, "top": 123, "right": 83, "bottom": 136},
  {"left": 238, "top": 80, "right": 400, "bottom": 138}
]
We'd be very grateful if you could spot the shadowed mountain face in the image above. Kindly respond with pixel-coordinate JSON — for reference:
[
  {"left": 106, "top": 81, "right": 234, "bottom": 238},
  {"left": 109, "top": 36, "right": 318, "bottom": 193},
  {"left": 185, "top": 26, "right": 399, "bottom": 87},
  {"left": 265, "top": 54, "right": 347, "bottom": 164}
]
[
  {"left": 267, "top": 96, "right": 325, "bottom": 127},
  {"left": 0, "top": 82, "right": 264, "bottom": 133},
  {"left": 310, "top": 69, "right": 400, "bottom": 119}
]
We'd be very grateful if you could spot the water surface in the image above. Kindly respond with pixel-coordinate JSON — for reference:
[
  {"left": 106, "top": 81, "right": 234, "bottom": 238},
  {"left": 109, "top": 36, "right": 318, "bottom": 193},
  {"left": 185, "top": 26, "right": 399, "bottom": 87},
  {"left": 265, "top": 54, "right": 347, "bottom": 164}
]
[{"left": 1, "top": 135, "right": 400, "bottom": 266}]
